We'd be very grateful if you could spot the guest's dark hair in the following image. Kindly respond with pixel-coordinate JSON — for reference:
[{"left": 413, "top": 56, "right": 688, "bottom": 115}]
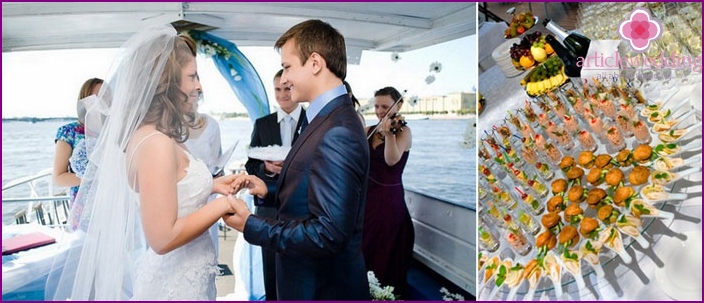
[
  {"left": 374, "top": 86, "right": 404, "bottom": 103},
  {"left": 343, "top": 81, "right": 360, "bottom": 108}
]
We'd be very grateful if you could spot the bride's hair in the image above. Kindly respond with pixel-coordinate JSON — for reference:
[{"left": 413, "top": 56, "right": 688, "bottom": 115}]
[{"left": 142, "top": 34, "right": 198, "bottom": 143}]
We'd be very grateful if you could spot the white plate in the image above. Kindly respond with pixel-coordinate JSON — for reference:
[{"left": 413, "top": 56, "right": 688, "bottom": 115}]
[
  {"left": 654, "top": 230, "right": 702, "bottom": 301},
  {"left": 247, "top": 145, "right": 291, "bottom": 162},
  {"left": 492, "top": 38, "right": 520, "bottom": 60}
]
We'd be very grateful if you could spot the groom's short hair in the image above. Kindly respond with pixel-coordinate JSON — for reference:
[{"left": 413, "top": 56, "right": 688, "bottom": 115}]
[{"left": 274, "top": 19, "right": 347, "bottom": 80}]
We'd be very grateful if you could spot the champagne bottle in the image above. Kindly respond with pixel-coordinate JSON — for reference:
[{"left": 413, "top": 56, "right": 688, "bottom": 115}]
[
  {"left": 542, "top": 18, "right": 591, "bottom": 59},
  {"left": 546, "top": 34, "right": 583, "bottom": 79}
]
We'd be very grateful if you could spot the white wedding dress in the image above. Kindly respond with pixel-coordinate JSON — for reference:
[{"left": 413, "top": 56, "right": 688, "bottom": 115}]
[{"left": 132, "top": 150, "right": 219, "bottom": 300}]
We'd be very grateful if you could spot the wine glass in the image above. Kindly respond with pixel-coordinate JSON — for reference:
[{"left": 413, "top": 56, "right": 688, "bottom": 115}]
[
  {"left": 677, "top": 2, "right": 699, "bottom": 24},
  {"left": 670, "top": 46, "right": 696, "bottom": 85},
  {"left": 648, "top": 2, "right": 666, "bottom": 19},
  {"left": 619, "top": 43, "right": 642, "bottom": 88},
  {"left": 685, "top": 35, "right": 702, "bottom": 58},
  {"left": 673, "top": 21, "right": 694, "bottom": 41},
  {"left": 663, "top": 2, "right": 680, "bottom": 18},
  {"left": 637, "top": 62, "right": 655, "bottom": 92},
  {"left": 620, "top": 2, "right": 636, "bottom": 14},
  {"left": 659, "top": 31, "right": 676, "bottom": 46},
  {"left": 639, "top": 46, "right": 661, "bottom": 92},
  {"left": 656, "top": 44, "right": 676, "bottom": 89},
  {"left": 657, "top": 68, "right": 676, "bottom": 89}
]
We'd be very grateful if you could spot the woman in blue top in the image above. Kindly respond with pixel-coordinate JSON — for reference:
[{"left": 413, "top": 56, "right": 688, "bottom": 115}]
[{"left": 52, "top": 77, "right": 103, "bottom": 202}]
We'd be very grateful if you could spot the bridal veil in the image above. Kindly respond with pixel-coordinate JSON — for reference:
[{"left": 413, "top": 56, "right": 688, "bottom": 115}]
[{"left": 45, "top": 24, "right": 178, "bottom": 300}]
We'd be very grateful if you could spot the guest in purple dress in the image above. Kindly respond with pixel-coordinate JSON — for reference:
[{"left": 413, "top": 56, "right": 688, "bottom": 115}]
[{"left": 363, "top": 86, "right": 414, "bottom": 298}]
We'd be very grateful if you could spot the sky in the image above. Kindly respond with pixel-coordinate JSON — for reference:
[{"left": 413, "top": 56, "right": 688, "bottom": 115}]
[{"left": 2, "top": 35, "right": 477, "bottom": 118}]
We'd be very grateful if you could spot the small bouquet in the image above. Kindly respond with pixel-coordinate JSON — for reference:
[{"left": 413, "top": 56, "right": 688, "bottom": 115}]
[{"left": 368, "top": 271, "right": 398, "bottom": 300}]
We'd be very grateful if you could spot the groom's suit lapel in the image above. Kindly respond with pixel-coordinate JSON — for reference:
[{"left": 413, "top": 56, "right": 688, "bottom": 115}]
[{"left": 276, "top": 96, "right": 350, "bottom": 199}]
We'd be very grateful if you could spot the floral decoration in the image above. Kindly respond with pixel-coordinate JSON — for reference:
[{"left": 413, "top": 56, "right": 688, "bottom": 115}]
[
  {"left": 229, "top": 67, "right": 242, "bottom": 81},
  {"left": 440, "top": 287, "right": 465, "bottom": 301},
  {"left": 359, "top": 103, "right": 373, "bottom": 114},
  {"left": 618, "top": 8, "right": 662, "bottom": 53},
  {"left": 425, "top": 75, "right": 436, "bottom": 84},
  {"left": 191, "top": 34, "right": 244, "bottom": 82},
  {"left": 368, "top": 271, "right": 398, "bottom": 300},
  {"left": 429, "top": 61, "right": 443, "bottom": 73},
  {"left": 408, "top": 95, "right": 420, "bottom": 107},
  {"left": 195, "top": 38, "right": 232, "bottom": 59},
  {"left": 391, "top": 51, "right": 401, "bottom": 62}
]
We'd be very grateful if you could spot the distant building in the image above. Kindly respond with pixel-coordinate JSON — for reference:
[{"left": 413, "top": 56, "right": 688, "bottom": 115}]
[{"left": 359, "top": 92, "right": 476, "bottom": 115}]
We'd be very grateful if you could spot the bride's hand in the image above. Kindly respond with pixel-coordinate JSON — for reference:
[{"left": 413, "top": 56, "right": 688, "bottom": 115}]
[
  {"left": 232, "top": 174, "right": 267, "bottom": 198},
  {"left": 212, "top": 173, "right": 241, "bottom": 195}
]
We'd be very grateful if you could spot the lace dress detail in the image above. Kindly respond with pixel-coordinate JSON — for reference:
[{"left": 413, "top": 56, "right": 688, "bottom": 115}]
[{"left": 132, "top": 151, "right": 219, "bottom": 300}]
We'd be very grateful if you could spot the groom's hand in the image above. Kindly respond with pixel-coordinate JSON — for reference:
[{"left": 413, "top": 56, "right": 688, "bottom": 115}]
[{"left": 222, "top": 195, "right": 251, "bottom": 232}]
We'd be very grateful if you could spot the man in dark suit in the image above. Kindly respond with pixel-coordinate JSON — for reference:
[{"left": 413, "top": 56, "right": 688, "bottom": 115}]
[
  {"left": 244, "top": 69, "right": 305, "bottom": 301},
  {"left": 224, "top": 19, "right": 370, "bottom": 300}
]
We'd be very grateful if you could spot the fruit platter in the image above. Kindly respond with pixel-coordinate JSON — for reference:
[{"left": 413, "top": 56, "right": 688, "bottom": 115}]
[
  {"left": 509, "top": 32, "right": 554, "bottom": 71},
  {"left": 476, "top": 79, "right": 701, "bottom": 300},
  {"left": 520, "top": 55, "right": 568, "bottom": 97},
  {"left": 505, "top": 11, "right": 538, "bottom": 39}
]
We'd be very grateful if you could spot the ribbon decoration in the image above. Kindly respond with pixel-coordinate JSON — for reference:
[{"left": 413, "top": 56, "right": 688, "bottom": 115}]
[{"left": 189, "top": 30, "right": 270, "bottom": 122}]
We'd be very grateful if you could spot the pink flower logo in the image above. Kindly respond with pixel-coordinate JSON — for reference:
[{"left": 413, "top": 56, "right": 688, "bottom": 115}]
[{"left": 619, "top": 8, "right": 662, "bottom": 53}]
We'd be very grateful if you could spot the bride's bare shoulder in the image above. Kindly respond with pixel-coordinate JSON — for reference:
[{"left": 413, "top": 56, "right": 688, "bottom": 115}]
[{"left": 128, "top": 126, "right": 172, "bottom": 153}]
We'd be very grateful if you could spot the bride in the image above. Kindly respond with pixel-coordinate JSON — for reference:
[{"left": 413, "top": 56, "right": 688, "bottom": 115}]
[{"left": 46, "top": 24, "right": 240, "bottom": 300}]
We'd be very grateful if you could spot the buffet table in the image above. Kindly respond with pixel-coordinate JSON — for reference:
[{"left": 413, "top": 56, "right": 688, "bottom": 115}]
[{"left": 477, "top": 60, "right": 702, "bottom": 300}]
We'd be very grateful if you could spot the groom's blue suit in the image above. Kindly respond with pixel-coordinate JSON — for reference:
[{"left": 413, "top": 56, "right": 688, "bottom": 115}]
[{"left": 243, "top": 93, "right": 370, "bottom": 300}]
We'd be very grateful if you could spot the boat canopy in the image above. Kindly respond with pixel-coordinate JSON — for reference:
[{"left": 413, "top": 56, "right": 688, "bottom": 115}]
[{"left": 2, "top": 2, "right": 476, "bottom": 64}]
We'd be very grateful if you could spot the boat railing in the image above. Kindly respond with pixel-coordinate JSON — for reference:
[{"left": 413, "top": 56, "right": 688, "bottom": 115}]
[
  {"left": 404, "top": 188, "right": 476, "bottom": 296},
  {"left": 2, "top": 163, "right": 249, "bottom": 231},
  {"left": 2, "top": 167, "right": 71, "bottom": 229}
]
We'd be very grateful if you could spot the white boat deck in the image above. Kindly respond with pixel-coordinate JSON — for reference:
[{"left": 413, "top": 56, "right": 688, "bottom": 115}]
[
  {"left": 215, "top": 227, "right": 238, "bottom": 299},
  {"left": 3, "top": 167, "right": 475, "bottom": 300}
]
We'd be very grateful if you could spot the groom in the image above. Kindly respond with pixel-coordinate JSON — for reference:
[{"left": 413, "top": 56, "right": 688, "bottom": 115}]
[
  {"left": 244, "top": 69, "right": 305, "bottom": 300},
  {"left": 224, "top": 19, "right": 370, "bottom": 300}
]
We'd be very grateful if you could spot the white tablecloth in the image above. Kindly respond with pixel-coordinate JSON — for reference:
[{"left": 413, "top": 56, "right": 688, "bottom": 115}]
[
  {"left": 477, "top": 64, "right": 703, "bottom": 300},
  {"left": 478, "top": 22, "right": 509, "bottom": 72}
]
